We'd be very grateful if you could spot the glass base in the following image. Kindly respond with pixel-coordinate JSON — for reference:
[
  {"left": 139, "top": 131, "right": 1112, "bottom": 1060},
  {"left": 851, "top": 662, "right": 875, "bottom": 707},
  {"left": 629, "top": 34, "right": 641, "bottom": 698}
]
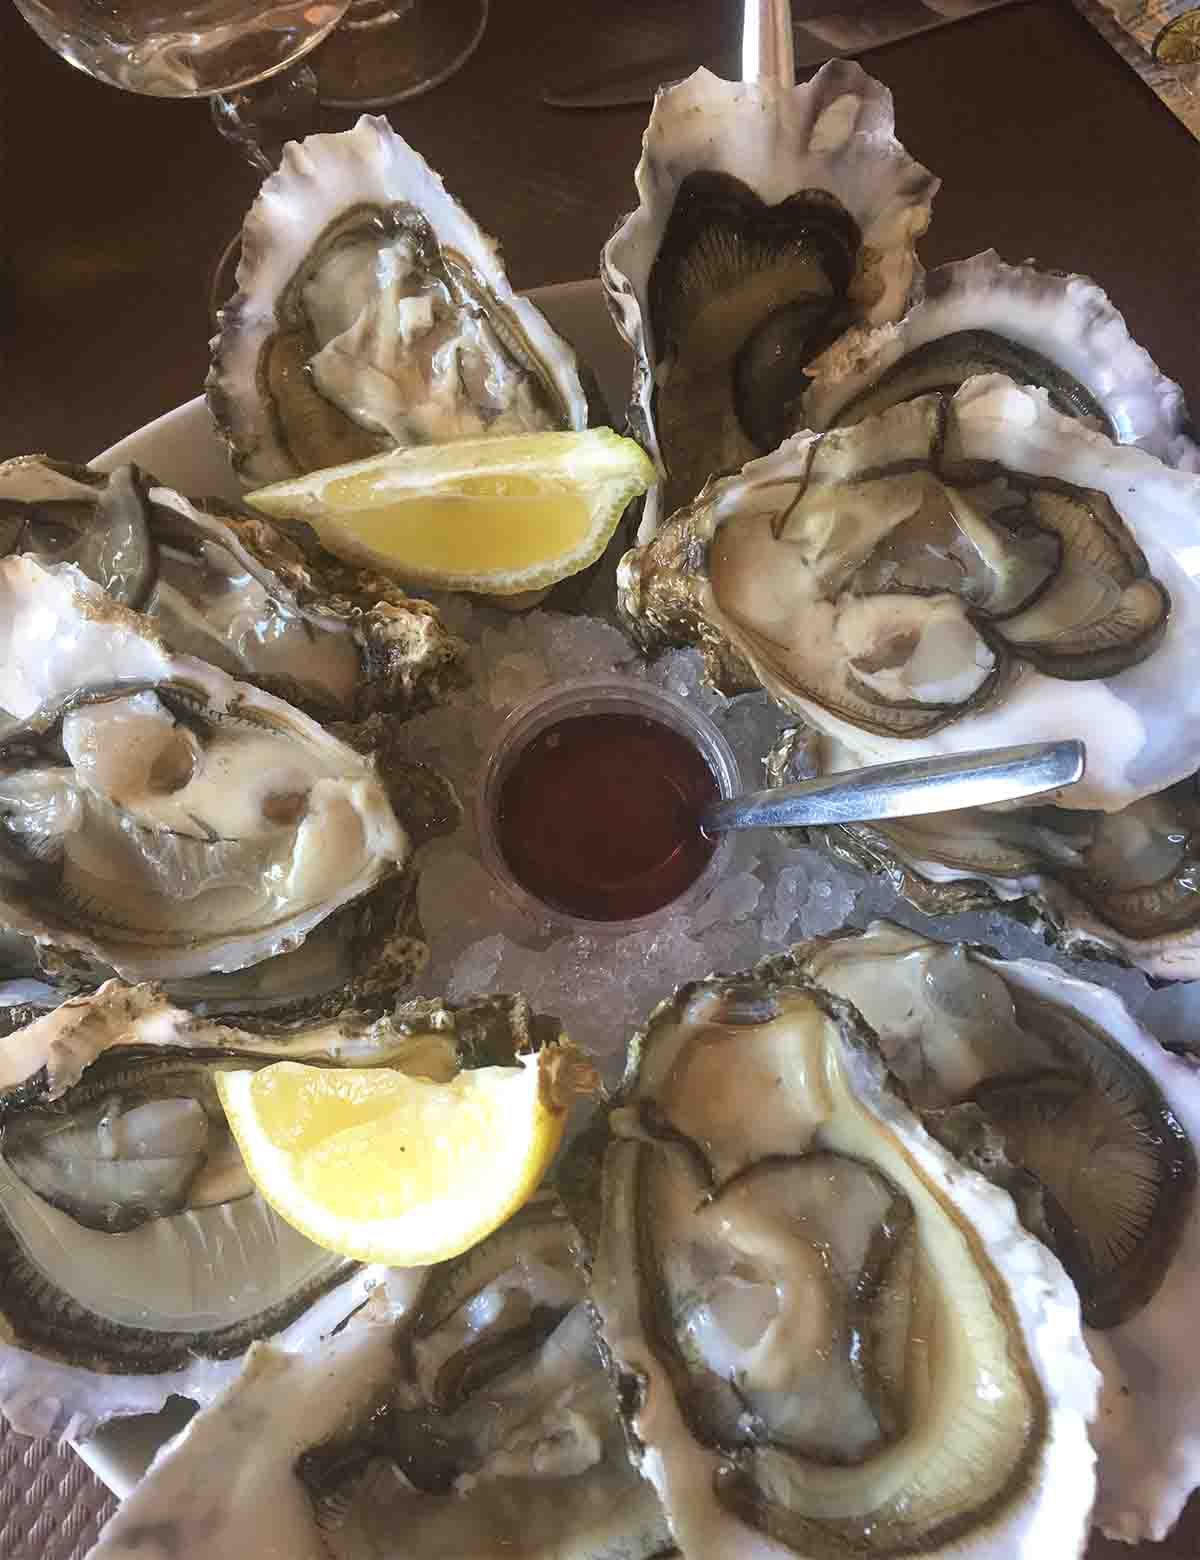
[
  {"left": 13, "top": 0, "right": 349, "bottom": 98},
  {"left": 315, "top": 0, "right": 489, "bottom": 109}
]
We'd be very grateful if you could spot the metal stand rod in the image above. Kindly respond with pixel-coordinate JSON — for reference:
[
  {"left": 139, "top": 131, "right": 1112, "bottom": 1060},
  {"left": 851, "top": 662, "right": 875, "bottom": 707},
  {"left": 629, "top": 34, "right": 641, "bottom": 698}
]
[{"left": 742, "top": 0, "right": 795, "bottom": 86}]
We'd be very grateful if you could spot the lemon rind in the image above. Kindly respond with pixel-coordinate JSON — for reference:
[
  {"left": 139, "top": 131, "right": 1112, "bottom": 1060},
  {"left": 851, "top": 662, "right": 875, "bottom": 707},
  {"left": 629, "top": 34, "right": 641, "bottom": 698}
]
[{"left": 215, "top": 1059, "right": 564, "bottom": 1267}]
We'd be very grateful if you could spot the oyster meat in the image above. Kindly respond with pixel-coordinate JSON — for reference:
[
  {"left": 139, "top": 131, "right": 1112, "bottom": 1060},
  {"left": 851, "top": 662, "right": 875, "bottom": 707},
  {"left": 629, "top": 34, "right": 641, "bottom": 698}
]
[
  {"left": 0, "top": 455, "right": 467, "bottom": 722},
  {"left": 85, "top": 1196, "right": 672, "bottom": 1560},
  {"left": 0, "top": 554, "right": 419, "bottom": 982},
  {"left": 619, "top": 375, "right": 1200, "bottom": 812},
  {"left": 209, "top": 115, "right": 593, "bottom": 486},
  {"left": 0, "top": 981, "right": 560, "bottom": 1440},
  {"left": 770, "top": 719, "right": 1200, "bottom": 979},
  {"left": 0, "top": 863, "right": 435, "bottom": 1023},
  {"left": 602, "top": 61, "right": 938, "bottom": 541},
  {"left": 800, "top": 924, "right": 1200, "bottom": 1543},
  {"left": 578, "top": 963, "right": 1099, "bottom": 1559},
  {"left": 801, "top": 251, "right": 1200, "bottom": 471}
]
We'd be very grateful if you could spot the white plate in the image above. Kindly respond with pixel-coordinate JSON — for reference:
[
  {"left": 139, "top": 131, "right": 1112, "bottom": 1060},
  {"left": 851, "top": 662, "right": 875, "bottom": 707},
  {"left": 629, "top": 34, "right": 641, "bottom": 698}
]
[{"left": 73, "top": 279, "right": 627, "bottom": 1497}]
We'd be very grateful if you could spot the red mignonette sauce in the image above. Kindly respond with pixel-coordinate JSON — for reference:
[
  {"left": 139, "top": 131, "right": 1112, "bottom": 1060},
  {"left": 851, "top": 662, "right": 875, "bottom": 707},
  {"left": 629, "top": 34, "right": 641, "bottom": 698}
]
[{"left": 495, "top": 711, "right": 720, "bottom": 921}]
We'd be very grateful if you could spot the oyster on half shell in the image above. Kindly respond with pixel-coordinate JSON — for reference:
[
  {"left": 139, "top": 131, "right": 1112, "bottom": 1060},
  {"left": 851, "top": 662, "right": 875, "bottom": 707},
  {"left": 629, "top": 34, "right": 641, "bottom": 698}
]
[
  {"left": 84, "top": 1196, "right": 673, "bottom": 1560},
  {"left": 800, "top": 924, "right": 1200, "bottom": 1543},
  {"left": 0, "top": 982, "right": 559, "bottom": 1441},
  {"left": 0, "top": 554, "right": 416, "bottom": 982},
  {"left": 603, "top": 62, "right": 938, "bottom": 542},
  {"left": 576, "top": 963, "right": 1099, "bottom": 1560},
  {"left": 209, "top": 115, "right": 593, "bottom": 487},
  {"left": 0, "top": 863, "right": 435, "bottom": 1023},
  {"left": 801, "top": 251, "right": 1200, "bottom": 471},
  {"left": 770, "top": 718, "right": 1200, "bottom": 980},
  {"left": 0, "top": 456, "right": 467, "bottom": 723},
  {"left": 619, "top": 375, "right": 1200, "bottom": 813}
]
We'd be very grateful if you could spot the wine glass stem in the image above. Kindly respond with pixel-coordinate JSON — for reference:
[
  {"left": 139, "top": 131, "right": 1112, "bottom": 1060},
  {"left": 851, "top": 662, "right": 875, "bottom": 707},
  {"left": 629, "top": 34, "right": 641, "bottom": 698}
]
[
  {"left": 314, "top": 0, "right": 489, "bottom": 109},
  {"left": 210, "top": 61, "right": 319, "bottom": 173}
]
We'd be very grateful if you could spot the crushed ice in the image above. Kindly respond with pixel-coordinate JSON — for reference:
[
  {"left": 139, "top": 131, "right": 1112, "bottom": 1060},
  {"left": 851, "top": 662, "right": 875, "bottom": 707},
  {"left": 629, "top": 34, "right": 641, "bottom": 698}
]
[{"left": 396, "top": 602, "right": 1189, "bottom": 1081}]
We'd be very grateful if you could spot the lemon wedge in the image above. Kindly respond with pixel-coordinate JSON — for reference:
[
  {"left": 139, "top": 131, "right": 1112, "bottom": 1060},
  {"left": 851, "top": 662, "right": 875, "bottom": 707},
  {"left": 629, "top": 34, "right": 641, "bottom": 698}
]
[
  {"left": 244, "top": 428, "right": 656, "bottom": 594},
  {"left": 215, "top": 1046, "right": 593, "bottom": 1266}
]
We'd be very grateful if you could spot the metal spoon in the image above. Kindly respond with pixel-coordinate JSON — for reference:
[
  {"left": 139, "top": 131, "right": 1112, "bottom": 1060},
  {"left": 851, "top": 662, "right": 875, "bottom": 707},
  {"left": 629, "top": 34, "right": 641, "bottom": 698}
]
[{"left": 701, "top": 739, "right": 1086, "bottom": 835}]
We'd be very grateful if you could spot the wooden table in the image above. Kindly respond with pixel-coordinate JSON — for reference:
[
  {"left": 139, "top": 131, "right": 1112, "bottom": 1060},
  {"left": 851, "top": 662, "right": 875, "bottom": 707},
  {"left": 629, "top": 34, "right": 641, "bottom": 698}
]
[{"left": 3, "top": 1, "right": 1200, "bottom": 1555}]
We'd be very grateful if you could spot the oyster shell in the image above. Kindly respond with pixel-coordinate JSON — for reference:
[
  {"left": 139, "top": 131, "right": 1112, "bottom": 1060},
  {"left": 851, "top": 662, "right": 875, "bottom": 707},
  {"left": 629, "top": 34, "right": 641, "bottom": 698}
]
[
  {"left": 619, "top": 375, "right": 1200, "bottom": 812},
  {"left": 0, "top": 455, "right": 467, "bottom": 722},
  {"left": 769, "top": 719, "right": 1200, "bottom": 980},
  {"left": 801, "top": 251, "right": 1200, "bottom": 470},
  {"left": 84, "top": 1196, "right": 672, "bottom": 1560},
  {"left": 209, "top": 115, "right": 592, "bottom": 487},
  {"left": 0, "top": 865, "right": 433, "bottom": 1022},
  {"left": 0, "top": 982, "right": 557, "bottom": 1440},
  {"left": 799, "top": 924, "right": 1200, "bottom": 1542},
  {"left": 578, "top": 962, "right": 1099, "bottom": 1559},
  {"left": 602, "top": 61, "right": 938, "bottom": 542},
  {"left": 0, "top": 553, "right": 419, "bottom": 982}
]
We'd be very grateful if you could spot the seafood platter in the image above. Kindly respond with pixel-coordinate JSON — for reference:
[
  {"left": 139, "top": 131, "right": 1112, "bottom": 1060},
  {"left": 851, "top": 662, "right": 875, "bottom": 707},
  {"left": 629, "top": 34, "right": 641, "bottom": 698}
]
[{"left": 2, "top": 54, "right": 1200, "bottom": 1560}]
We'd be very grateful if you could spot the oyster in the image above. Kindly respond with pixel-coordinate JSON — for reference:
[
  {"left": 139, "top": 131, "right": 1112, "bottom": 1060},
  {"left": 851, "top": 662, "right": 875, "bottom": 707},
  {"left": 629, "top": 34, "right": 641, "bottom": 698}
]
[
  {"left": 0, "top": 455, "right": 467, "bottom": 722},
  {"left": 801, "top": 251, "right": 1200, "bottom": 470},
  {"left": 602, "top": 61, "right": 938, "bottom": 541},
  {"left": 0, "top": 555, "right": 430, "bottom": 979},
  {"left": 0, "top": 553, "right": 418, "bottom": 982},
  {"left": 799, "top": 924, "right": 1200, "bottom": 1542},
  {"left": 0, "top": 865, "right": 432, "bottom": 1022},
  {"left": 619, "top": 375, "right": 1200, "bottom": 812},
  {"left": 209, "top": 115, "right": 593, "bottom": 487},
  {"left": 770, "top": 718, "right": 1200, "bottom": 979},
  {"left": 0, "top": 981, "right": 559, "bottom": 1440},
  {"left": 579, "top": 963, "right": 1099, "bottom": 1559},
  {"left": 85, "top": 1196, "right": 673, "bottom": 1560}
]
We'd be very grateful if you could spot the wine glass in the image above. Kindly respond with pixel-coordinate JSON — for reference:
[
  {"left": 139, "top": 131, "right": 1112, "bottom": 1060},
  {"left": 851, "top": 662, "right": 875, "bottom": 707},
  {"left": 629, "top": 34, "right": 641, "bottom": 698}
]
[
  {"left": 13, "top": 0, "right": 491, "bottom": 321},
  {"left": 10, "top": 0, "right": 489, "bottom": 106},
  {"left": 9, "top": 0, "right": 352, "bottom": 96},
  {"left": 310, "top": 0, "right": 489, "bottom": 110}
]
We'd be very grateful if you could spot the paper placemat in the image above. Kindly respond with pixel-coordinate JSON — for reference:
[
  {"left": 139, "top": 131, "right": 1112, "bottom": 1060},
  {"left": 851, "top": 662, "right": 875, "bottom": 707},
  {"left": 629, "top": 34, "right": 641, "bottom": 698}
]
[
  {"left": 0, "top": 1425, "right": 115, "bottom": 1560},
  {"left": 1074, "top": 0, "right": 1200, "bottom": 137}
]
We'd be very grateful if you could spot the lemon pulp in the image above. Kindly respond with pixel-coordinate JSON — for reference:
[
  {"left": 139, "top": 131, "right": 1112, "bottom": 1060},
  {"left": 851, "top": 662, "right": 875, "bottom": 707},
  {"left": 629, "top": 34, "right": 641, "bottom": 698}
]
[
  {"left": 318, "top": 483, "right": 593, "bottom": 577},
  {"left": 246, "top": 428, "right": 656, "bottom": 593},
  {"left": 216, "top": 1047, "right": 590, "bottom": 1266}
]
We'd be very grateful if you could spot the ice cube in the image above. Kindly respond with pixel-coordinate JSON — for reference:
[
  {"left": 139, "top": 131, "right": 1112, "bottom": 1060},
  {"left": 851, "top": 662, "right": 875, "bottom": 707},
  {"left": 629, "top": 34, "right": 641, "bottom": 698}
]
[
  {"left": 486, "top": 651, "right": 551, "bottom": 711},
  {"left": 716, "top": 694, "right": 788, "bottom": 783},
  {"left": 536, "top": 611, "right": 631, "bottom": 680},
  {"left": 446, "top": 934, "right": 506, "bottom": 1001},
  {"left": 691, "top": 870, "right": 763, "bottom": 934},
  {"left": 640, "top": 648, "right": 724, "bottom": 713}
]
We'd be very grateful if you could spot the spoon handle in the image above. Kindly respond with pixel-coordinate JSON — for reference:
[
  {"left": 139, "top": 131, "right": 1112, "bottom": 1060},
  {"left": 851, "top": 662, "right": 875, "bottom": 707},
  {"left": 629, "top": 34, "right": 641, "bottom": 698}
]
[{"left": 702, "top": 739, "right": 1086, "bottom": 835}]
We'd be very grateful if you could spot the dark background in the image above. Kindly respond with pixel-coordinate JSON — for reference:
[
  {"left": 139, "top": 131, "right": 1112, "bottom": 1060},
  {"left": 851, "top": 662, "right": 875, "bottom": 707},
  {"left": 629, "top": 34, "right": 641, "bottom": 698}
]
[{"left": 3, "top": 0, "right": 1198, "bottom": 461}]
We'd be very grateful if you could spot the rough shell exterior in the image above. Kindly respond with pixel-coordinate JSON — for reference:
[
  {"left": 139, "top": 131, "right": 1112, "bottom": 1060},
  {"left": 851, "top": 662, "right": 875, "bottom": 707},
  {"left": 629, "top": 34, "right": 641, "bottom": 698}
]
[
  {"left": 619, "top": 376, "right": 1200, "bottom": 813},
  {"left": 581, "top": 959, "right": 1100, "bottom": 1560},
  {"left": 208, "top": 115, "right": 591, "bottom": 485},
  {"left": 987, "top": 955, "right": 1200, "bottom": 1542},
  {"left": 0, "top": 556, "right": 411, "bottom": 982},
  {"left": 801, "top": 250, "right": 1200, "bottom": 470},
  {"left": 0, "top": 986, "right": 547, "bottom": 1441},
  {"left": 603, "top": 61, "right": 939, "bottom": 541},
  {"left": 798, "top": 925, "right": 1200, "bottom": 1544},
  {"left": 0, "top": 455, "right": 468, "bottom": 723}
]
